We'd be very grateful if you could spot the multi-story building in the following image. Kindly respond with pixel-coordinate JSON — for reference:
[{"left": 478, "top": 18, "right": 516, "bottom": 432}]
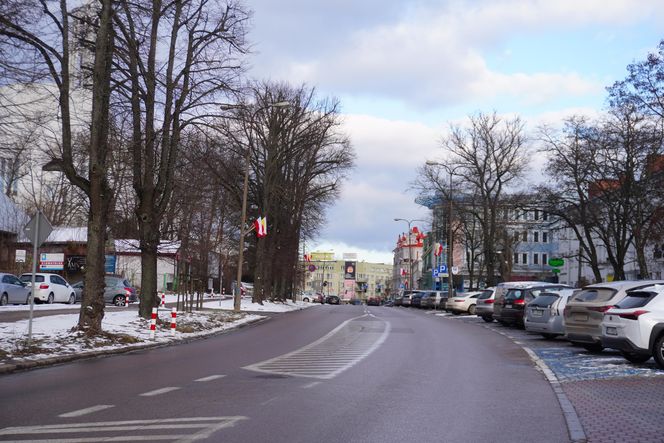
[
  {"left": 392, "top": 227, "right": 424, "bottom": 294},
  {"left": 303, "top": 251, "right": 393, "bottom": 300}
]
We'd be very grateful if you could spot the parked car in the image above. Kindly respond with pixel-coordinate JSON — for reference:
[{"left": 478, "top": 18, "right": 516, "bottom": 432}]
[
  {"left": 601, "top": 284, "right": 664, "bottom": 367},
  {"left": 564, "top": 280, "right": 664, "bottom": 352},
  {"left": 302, "top": 292, "right": 324, "bottom": 303},
  {"left": 0, "top": 273, "right": 31, "bottom": 305},
  {"left": 524, "top": 289, "right": 576, "bottom": 339},
  {"left": 420, "top": 291, "right": 448, "bottom": 310},
  {"left": 494, "top": 281, "right": 571, "bottom": 328},
  {"left": 392, "top": 296, "right": 402, "bottom": 307},
  {"left": 474, "top": 287, "right": 496, "bottom": 322},
  {"left": 401, "top": 291, "right": 415, "bottom": 307},
  {"left": 72, "top": 276, "right": 138, "bottom": 306},
  {"left": 447, "top": 291, "right": 482, "bottom": 315},
  {"left": 410, "top": 291, "right": 426, "bottom": 308},
  {"left": 367, "top": 296, "right": 381, "bottom": 306},
  {"left": 19, "top": 273, "right": 76, "bottom": 304},
  {"left": 325, "top": 294, "right": 340, "bottom": 305}
]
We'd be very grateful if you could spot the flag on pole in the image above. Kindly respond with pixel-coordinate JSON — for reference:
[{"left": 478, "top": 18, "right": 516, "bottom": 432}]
[
  {"left": 433, "top": 242, "right": 443, "bottom": 256},
  {"left": 254, "top": 216, "right": 268, "bottom": 238}
]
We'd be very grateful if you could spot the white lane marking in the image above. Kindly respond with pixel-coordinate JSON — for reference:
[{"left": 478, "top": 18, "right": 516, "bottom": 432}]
[
  {"left": 302, "top": 382, "right": 321, "bottom": 389},
  {"left": 260, "top": 397, "right": 278, "bottom": 406},
  {"left": 139, "top": 387, "right": 180, "bottom": 397},
  {"left": 194, "top": 375, "right": 226, "bottom": 382},
  {"left": 59, "top": 405, "right": 114, "bottom": 418},
  {"left": 0, "top": 416, "right": 249, "bottom": 443},
  {"left": 244, "top": 314, "right": 390, "bottom": 379}
]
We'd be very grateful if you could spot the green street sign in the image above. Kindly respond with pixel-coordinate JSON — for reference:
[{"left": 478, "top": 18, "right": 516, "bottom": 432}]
[
  {"left": 551, "top": 268, "right": 561, "bottom": 274},
  {"left": 548, "top": 257, "right": 564, "bottom": 267}
]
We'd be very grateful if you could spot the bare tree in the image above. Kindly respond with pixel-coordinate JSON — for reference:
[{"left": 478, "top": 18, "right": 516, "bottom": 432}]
[
  {"left": 111, "top": 0, "right": 250, "bottom": 318},
  {"left": 437, "top": 112, "right": 528, "bottom": 286},
  {"left": 0, "top": 0, "right": 116, "bottom": 334}
]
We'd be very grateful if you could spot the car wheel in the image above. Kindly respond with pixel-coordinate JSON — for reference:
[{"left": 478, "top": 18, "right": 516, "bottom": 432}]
[
  {"left": 113, "top": 295, "right": 125, "bottom": 306},
  {"left": 620, "top": 351, "right": 651, "bottom": 364},
  {"left": 468, "top": 304, "right": 476, "bottom": 315},
  {"left": 25, "top": 293, "right": 31, "bottom": 305},
  {"left": 452, "top": 311, "right": 460, "bottom": 315},
  {"left": 47, "top": 293, "right": 54, "bottom": 304},
  {"left": 541, "top": 333, "right": 557, "bottom": 340},
  {"left": 0, "top": 293, "right": 7, "bottom": 306},
  {"left": 582, "top": 343, "right": 604, "bottom": 353},
  {"left": 68, "top": 293, "right": 76, "bottom": 304},
  {"left": 481, "top": 316, "right": 493, "bottom": 323},
  {"left": 303, "top": 297, "right": 310, "bottom": 303},
  {"left": 654, "top": 334, "right": 664, "bottom": 369}
]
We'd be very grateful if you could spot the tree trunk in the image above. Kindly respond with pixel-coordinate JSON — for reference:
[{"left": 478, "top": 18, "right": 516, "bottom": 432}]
[{"left": 138, "top": 220, "right": 160, "bottom": 318}]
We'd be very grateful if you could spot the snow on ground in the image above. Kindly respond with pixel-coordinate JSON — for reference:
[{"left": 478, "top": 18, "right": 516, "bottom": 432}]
[{"left": 0, "top": 295, "right": 314, "bottom": 365}]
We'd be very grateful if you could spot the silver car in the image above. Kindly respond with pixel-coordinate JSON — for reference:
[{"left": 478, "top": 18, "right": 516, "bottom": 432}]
[
  {"left": 72, "top": 276, "right": 138, "bottom": 306},
  {"left": 564, "top": 280, "right": 664, "bottom": 352},
  {"left": 475, "top": 287, "right": 496, "bottom": 322},
  {"left": 0, "top": 273, "right": 31, "bottom": 305},
  {"left": 524, "top": 289, "right": 576, "bottom": 339}
]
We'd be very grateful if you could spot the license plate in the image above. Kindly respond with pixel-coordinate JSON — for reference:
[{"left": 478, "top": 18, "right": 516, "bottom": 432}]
[
  {"left": 532, "top": 309, "right": 543, "bottom": 317},
  {"left": 605, "top": 327, "right": 617, "bottom": 336},
  {"left": 505, "top": 304, "right": 512, "bottom": 309},
  {"left": 574, "top": 314, "right": 589, "bottom": 322}
]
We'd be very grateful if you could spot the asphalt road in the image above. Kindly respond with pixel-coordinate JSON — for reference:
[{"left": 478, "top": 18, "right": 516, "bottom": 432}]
[{"left": 0, "top": 305, "right": 569, "bottom": 442}]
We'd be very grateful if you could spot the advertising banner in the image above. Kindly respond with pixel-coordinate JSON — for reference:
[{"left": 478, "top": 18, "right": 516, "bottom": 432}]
[
  {"left": 344, "top": 261, "right": 356, "bottom": 280},
  {"left": 65, "top": 255, "right": 86, "bottom": 272},
  {"left": 105, "top": 255, "right": 117, "bottom": 274},
  {"left": 343, "top": 279, "right": 355, "bottom": 300},
  {"left": 40, "top": 253, "right": 64, "bottom": 271}
]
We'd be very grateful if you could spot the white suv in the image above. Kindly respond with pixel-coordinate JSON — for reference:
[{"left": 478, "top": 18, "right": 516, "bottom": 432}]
[
  {"left": 19, "top": 273, "right": 76, "bottom": 304},
  {"left": 601, "top": 284, "right": 664, "bottom": 368}
]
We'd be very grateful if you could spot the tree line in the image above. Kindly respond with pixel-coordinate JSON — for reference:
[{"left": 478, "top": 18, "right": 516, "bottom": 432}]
[
  {"left": 417, "top": 40, "right": 664, "bottom": 287},
  {"left": 0, "top": 0, "right": 354, "bottom": 334}
]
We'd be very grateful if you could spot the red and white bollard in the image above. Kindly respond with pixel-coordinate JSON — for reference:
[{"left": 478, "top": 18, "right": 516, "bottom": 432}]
[
  {"left": 126, "top": 294, "right": 130, "bottom": 307},
  {"left": 149, "top": 307, "right": 157, "bottom": 340},
  {"left": 170, "top": 308, "right": 177, "bottom": 336},
  {"left": 161, "top": 292, "right": 166, "bottom": 307}
]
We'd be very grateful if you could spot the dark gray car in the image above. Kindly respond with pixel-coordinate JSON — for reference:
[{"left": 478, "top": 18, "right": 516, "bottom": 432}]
[{"left": 73, "top": 276, "right": 138, "bottom": 306}]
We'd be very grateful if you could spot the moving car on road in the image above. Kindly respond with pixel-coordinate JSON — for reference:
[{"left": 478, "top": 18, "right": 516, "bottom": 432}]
[
  {"left": 19, "top": 273, "right": 76, "bottom": 304},
  {"left": 524, "top": 289, "right": 576, "bottom": 339},
  {"left": 601, "top": 284, "right": 664, "bottom": 367},
  {"left": 564, "top": 280, "right": 664, "bottom": 352},
  {"left": 0, "top": 273, "right": 31, "bottom": 305}
]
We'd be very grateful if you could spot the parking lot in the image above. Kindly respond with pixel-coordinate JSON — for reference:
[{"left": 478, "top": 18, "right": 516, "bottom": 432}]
[{"left": 435, "top": 311, "right": 664, "bottom": 443}]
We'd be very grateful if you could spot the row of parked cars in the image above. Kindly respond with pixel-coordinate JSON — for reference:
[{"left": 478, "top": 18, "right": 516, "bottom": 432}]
[
  {"left": 0, "top": 272, "right": 137, "bottom": 306},
  {"left": 393, "top": 280, "right": 664, "bottom": 369}
]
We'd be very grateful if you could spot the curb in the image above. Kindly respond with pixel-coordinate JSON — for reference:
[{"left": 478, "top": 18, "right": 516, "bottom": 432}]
[{"left": 0, "top": 315, "right": 270, "bottom": 375}]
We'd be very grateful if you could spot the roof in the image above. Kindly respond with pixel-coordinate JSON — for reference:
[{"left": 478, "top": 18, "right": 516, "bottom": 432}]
[
  {"left": 46, "top": 227, "right": 88, "bottom": 243},
  {"left": 114, "top": 239, "right": 180, "bottom": 255}
]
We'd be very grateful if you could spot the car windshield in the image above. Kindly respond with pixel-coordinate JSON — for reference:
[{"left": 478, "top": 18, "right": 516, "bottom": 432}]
[
  {"left": 21, "top": 275, "right": 44, "bottom": 283},
  {"left": 478, "top": 290, "right": 493, "bottom": 300},
  {"left": 571, "top": 288, "right": 617, "bottom": 303},
  {"left": 123, "top": 280, "right": 132, "bottom": 287},
  {"left": 613, "top": 291, "right": 658, "bottom": 309},
  {"left": 529, "top": 294, "right": 559, "bottom": 307}
]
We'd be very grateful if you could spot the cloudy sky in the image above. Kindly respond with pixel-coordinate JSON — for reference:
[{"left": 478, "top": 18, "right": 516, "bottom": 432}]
[{"left": 246, "top": 0, "right": 664, "bottom": 263}]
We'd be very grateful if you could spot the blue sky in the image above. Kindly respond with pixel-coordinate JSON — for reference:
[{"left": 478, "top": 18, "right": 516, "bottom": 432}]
[{"left": 246, "top": 0, "right": 664, "bottom": 263}]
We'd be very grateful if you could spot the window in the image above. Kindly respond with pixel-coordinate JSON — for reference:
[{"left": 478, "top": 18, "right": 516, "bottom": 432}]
[
  {"left": 542, "top": 232, "right": 548, "bottom": 243},
  {"left": 522, "top": 253, "right": 528, "bottom": 265},
  {"left": 543, "top": 211, "right": 549, "bottom": 221},
  {"left": 513, "top": 231, "right": 519, "bottom": 242},
  {"left": 533, "top": 232, "right": 539, "bottom": 243},
  {"left": 522, "top": 231, "right": 528, "bottom": 242},
  {"left": 543, "top": 253, "right": 548, "bottom": 265},
  {"left": 534, "top": 209, "right": 540, "bottom": 220},
  {"left": 513, "top": 253, "right": 519, "bottom": 264},
  {"left": 533, "top": 253, "right": 539, "bottom": 265}
]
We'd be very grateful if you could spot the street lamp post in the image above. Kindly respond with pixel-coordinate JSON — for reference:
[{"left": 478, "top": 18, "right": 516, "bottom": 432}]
[
  {"left": 394, "top": 218, "right": 426, "bottom": 293},
  {"left": 425, "top": 161, "right": 463, "bottom": 296},
  {"left": 232, "top": 101, "right": 290, "bottom": 312}
]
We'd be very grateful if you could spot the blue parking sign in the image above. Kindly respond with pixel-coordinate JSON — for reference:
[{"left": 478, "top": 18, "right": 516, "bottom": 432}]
[{"left": 439, "top": 264, "right": 447, "bottom": 274}]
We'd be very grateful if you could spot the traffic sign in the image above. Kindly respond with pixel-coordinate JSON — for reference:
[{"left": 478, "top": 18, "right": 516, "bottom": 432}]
[
  {"left": 548, "top": 257, "right": 565, "bottom": 267},
  {"left": 24, "top": 212, "right": 52, "bottom": 247},
  {"left": 438, "top": 264, "right": 447, "bottom": 274},
  {"left": 451, "top": 266, "right": 459, "bottom": 274}
]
